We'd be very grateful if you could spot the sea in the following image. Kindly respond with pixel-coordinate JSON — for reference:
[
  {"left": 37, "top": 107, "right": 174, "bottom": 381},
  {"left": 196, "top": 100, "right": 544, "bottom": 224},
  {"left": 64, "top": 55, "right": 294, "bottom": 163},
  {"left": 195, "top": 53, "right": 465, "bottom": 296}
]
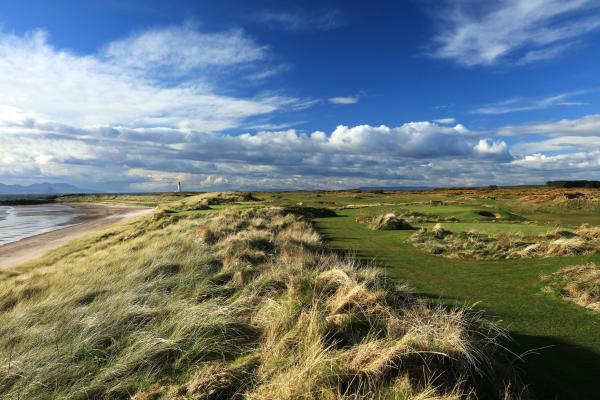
[{"left": 0, "top": 201, "right": 84, "bottom": 246}]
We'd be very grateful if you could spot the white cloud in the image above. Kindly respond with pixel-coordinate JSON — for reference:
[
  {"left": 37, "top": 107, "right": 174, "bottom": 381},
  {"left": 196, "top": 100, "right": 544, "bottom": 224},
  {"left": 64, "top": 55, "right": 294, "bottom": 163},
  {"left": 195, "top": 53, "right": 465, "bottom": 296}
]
[
  {"left": 433, "top": 117, "right": 456, "bottom": 124},
  {"left": 499, "top": 114, "right": 600, "bottom": 136},
  {"left": 328, "top": 95, "right": 360, "bottom": 105},
  {"left": 0, "top": 27, "right": 298, "bottom": 132},
  {"left": 494, "top": 114, "right": 600, "bottom": 180},
  {"left": 323, "top": 122, "right": 496, "bottom": 158},
  {"left": 0, "top": 115, "right": 512, "bottom": 190},
  {"left": 512, "top": 136, "right": 600, "bottom": 156},
  {"left": 103, "top": 24, "right": 267, "bottom": 75},
  {"left": 473, "top": 92, "right": 586, "bottom": 115},
  {"left": 512, "top": 151, "right": 600, "bottom": 170},
  {"left": 474, "top": 139, "right": 509, "bottom": 156},
  {"left": 430, "top": 0, "right": 600, "bottom": 66}
]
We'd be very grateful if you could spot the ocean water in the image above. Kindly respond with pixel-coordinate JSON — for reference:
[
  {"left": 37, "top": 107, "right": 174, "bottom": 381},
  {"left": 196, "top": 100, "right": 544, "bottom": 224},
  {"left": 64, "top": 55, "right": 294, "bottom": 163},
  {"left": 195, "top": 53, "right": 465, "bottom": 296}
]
[{"left": 0, "top": 204, "right": 84, "bottom": 246}]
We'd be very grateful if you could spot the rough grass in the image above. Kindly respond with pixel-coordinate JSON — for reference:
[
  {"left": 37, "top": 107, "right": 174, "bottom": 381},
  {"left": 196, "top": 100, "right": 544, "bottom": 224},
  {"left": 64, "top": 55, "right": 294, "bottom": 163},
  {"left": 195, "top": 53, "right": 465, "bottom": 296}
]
[
  {"left": 541, "top": 264, "right": 600, "bottom": 312},
  {"left": 358, "top": 213, "right": 414, "bottom": 231},
  {"left": 56, "top": 193, "right": 197, "bottom": 207},
  {"left": 410, "top": 224, "right": 600, "bottom": 260},
  {"left": 0, "top": 204, "right": 525, "bottom": 399}
]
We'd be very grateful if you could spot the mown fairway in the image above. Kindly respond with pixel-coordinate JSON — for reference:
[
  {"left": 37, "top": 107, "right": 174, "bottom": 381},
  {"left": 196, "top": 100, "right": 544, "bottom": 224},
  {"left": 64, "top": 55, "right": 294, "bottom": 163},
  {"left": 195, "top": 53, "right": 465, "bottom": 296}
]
[{"left": 281, "top": 190, "right": 600, "bottom": 400}]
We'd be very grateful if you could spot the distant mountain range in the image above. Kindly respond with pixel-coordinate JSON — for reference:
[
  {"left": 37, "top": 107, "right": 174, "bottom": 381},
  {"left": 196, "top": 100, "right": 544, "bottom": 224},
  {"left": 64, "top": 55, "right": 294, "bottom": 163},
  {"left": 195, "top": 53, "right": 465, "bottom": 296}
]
[{"left": 0, "top": 182, "right": 97, "bottom": 194}]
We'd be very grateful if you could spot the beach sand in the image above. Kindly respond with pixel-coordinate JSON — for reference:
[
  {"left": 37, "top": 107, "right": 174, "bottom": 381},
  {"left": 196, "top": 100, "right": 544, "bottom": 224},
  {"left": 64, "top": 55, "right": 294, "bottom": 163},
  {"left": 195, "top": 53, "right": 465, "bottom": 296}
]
[{"left": 0, "top": 203, "right": 153, "bottom": 269}]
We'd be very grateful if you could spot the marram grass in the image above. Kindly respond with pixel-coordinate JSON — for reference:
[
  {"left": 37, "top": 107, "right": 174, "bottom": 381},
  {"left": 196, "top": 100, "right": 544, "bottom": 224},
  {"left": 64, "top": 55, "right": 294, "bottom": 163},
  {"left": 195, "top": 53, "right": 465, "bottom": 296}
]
[{"left": 0, "top": 203, "right": 526, "bottom": 399}]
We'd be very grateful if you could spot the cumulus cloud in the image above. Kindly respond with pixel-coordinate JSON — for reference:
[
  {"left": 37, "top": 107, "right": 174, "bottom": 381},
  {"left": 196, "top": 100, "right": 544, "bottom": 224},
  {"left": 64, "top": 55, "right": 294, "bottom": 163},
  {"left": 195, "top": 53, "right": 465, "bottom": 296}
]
[
  {"left": 473, "top": 139, "right": 509, "bottom": 156},
  {"left": 430, "top": 0, "right": 600, "bottom": 66},
  {"left": 0, "top": 113, "right": 512, "bottom": 190}
]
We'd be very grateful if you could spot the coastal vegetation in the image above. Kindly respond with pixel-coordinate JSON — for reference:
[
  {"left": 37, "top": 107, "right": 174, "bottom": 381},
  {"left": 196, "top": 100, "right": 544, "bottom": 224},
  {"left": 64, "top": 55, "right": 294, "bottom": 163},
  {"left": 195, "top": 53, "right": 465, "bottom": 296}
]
[
  {"left": 1, "top": 187, "right": 600, "bottom": 398},
  {"left": 0, "top": 199, "right": 524, "bottom": 399},
  {"left": 541, "top": 263, "right": 600, "bottom": 312},
  {"left": 409, "top": 224, "right": 600, "bottom": 260}
]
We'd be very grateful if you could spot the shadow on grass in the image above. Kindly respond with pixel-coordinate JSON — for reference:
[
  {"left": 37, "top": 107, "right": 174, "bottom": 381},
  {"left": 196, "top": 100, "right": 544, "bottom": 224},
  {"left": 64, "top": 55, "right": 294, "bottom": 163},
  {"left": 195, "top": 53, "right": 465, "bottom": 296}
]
[
  {"left": 509, "top": 332, "right": 600, "bottom": 399},
  {"left": 411, "top": 291, "right": 465, "bottom": 304}
]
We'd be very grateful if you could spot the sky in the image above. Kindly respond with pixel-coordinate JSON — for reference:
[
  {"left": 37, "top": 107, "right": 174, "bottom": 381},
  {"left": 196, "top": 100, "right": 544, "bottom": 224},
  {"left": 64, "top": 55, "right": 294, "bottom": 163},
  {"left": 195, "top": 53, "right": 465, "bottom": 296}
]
[{"left": 1, "top": 0, "right": 600, "bottom": 192}]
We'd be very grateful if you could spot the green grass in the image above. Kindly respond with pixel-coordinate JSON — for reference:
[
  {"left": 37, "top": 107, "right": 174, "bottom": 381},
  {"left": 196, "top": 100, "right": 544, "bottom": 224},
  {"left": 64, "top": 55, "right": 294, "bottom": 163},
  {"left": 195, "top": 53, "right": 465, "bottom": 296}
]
[
  {"left": 314, "top": 209, "right": 600, "bottom": 399},
  {"left": 398, "top": 204, "right": 523, "bottom": 221}
]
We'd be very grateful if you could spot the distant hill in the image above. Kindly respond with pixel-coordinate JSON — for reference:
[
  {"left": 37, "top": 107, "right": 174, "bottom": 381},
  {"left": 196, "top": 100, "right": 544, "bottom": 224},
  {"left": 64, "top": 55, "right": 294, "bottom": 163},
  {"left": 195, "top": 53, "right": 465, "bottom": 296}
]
[{"left": 0, "top": 182, "right": 97, "bottom": 194}]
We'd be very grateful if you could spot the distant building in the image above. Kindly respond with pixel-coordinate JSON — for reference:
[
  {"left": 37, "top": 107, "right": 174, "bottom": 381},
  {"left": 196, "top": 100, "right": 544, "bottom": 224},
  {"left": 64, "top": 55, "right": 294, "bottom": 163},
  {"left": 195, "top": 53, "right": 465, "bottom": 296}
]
[{"left": 176, "top": 182, "right": 181, "bottom": 193}]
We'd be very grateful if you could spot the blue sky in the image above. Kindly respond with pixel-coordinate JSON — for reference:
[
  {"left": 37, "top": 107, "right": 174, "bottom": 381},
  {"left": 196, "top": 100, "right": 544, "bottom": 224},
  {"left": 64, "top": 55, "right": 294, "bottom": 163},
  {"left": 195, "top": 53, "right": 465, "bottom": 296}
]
[{"left": 1, "top": 0, "right": 600, "bottom": 191}]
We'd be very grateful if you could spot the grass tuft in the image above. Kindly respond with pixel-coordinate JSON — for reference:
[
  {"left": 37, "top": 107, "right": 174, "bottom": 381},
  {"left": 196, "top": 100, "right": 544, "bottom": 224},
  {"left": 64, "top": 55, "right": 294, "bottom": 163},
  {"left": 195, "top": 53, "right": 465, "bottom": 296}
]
[
  {"left": 411, "top": 224, "right": 600, "bottom": 260},
  {"left": 541, "top": 263, "right": 600, "bottom": 312}
]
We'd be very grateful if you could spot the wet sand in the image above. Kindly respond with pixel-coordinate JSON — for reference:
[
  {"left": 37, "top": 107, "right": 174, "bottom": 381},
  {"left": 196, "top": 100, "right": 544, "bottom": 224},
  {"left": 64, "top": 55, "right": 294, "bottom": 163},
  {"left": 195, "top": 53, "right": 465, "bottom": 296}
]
[{"left": 0, "top": 204, "right": 153, "bottom": 269}]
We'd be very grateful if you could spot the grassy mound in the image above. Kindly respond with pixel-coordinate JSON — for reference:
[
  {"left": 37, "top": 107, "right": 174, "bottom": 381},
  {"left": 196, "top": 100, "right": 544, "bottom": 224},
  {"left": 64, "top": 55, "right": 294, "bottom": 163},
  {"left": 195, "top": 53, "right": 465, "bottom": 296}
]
[
  {"left": 0, "top": 206, "right": 524, "bottom": 399},
  {"left": 541, "top": 264, "right": 600, "bottom": 312},
  {"left": 368, "top": 213, "right": 413, "bottom": 230},
  {"left": 396, "top": 210, "right": 459, "bottom": 223},
  {"left": 159, "top": 192, "right": 263, "bottom": 213},
  {"left": 356, "top": 213, "right": 414, "bottom": 231},
  {"left": 410, "top": 224, "right": 599, "bottom": 260}
]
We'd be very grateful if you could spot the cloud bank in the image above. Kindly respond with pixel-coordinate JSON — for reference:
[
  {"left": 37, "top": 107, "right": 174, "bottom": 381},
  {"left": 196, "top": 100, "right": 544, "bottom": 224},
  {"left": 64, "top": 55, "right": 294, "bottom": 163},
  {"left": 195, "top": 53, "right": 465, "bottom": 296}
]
[
  {"left": 0, "top": 107, "right": 511, "bottom": 190},
  {"left": 0, "top": 22, "right": 597, "bottom": 191}
]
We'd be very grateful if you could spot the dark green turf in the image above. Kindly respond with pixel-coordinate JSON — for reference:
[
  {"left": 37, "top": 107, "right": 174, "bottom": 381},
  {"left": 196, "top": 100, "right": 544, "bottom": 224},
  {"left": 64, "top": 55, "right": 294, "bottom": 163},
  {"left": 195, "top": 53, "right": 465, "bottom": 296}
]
[{"left": 314, "top": 210, "right": 600, "bottom": 399}]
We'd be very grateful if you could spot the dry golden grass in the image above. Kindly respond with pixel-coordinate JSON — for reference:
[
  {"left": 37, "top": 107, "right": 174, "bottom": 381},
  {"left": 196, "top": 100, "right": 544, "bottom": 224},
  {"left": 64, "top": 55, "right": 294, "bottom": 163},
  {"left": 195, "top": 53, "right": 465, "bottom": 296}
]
[
  {"left": 355, "top": 213, "right": 413, "bottom": 231},
  {"left": 367, "top": 213, "right": 413, "bottom": 231},
  {"left": 541, "top": 263, "right": 600, "bottom": 312},
  {"left": 411, "top": 224, "right": 600, "bottom": 260},
  {"left": 0, "top": 203, "right": 526, "bottom": 399}
]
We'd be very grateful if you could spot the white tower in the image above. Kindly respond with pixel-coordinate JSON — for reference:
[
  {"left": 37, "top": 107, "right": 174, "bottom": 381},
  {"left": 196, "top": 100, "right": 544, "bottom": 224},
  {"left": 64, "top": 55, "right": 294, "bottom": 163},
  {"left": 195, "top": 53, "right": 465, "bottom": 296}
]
[{"left": 177, "top": 181, "right": 181, "bottom": 193}]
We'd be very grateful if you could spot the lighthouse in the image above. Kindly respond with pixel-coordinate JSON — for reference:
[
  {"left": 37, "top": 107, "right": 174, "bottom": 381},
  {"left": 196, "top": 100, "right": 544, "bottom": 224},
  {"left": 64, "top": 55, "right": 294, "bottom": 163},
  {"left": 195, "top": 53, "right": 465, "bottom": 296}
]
[{"left": 176, "top": 181, "right": 181, "bottom": 193}]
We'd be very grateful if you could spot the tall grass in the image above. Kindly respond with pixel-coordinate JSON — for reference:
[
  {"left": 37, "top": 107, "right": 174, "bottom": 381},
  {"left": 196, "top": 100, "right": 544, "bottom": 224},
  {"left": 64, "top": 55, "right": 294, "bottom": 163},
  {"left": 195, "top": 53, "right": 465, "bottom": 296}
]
[
  {"left": 0, "top": 203, "right": 526, "bottom": 399},
  {"left": 541, "top": 263, "right": 600, "bottom": 312},
  {"left": 410, "top": 224, "right": 600, "bottom": 260}
]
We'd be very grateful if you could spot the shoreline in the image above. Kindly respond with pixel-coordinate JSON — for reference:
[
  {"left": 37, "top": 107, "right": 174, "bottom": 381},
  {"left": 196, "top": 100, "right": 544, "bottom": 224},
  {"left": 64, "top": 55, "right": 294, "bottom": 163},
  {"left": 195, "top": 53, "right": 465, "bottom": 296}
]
[{"left": 0, "top": 203, "right": 153, "bottom": 269}]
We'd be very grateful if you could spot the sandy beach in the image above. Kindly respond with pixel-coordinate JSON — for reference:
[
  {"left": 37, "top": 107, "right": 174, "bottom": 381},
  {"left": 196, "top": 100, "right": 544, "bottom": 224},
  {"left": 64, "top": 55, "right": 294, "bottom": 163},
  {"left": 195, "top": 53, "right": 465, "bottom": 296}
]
[{"left": 0, "top": 203, "right": 153, "bottom": 268}]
